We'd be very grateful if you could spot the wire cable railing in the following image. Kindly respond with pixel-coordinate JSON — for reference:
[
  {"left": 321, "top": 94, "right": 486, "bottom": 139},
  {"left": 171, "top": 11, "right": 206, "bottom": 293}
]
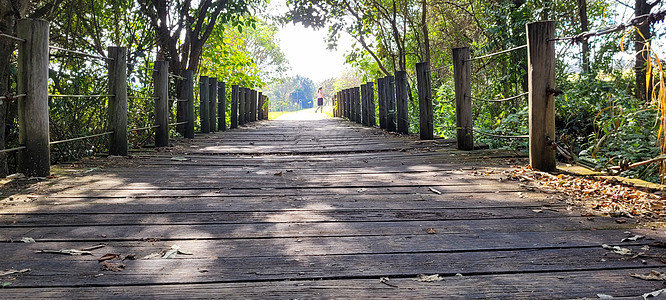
[
  {"left": 466, "top": 44, "right": 527, "bottom": 62},
  {"left": 550, "top": 9, "right": 666, "bottom": 43},
  {"left": 48, "top": 45, "right": 113, "bottom": 62},
  {"left": 50, "top": 131, "right": 114, "bottom": 145},
  {"left": 467, "top": 92, "right": 528, "bottom": 103},
  {"left": 0, "top": 31, "right": 26, "bottom": 43},
  {"left": 0, "top": 94, "right": 26, "bottom": 101}
]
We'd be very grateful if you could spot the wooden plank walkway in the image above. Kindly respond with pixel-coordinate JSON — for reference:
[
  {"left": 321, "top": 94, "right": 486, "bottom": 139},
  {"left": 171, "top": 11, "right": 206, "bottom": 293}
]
[{"left": 1, "top": 115, "right": 665, "bottom": 298}]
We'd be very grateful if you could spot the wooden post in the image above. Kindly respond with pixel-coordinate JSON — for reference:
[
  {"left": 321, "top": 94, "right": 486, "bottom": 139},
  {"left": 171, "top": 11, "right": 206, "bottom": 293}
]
[
  {"left": 17, "top": 19, "right": 50, "bottom": 177},
  {"left": 154, "top": 60, "right": 169, "bottom": 147},
  {"left": 257, "top": 91, "right": 263, "bottom": 121},
  {"left": 231, "top": 84, "right": 238, "bottom": 128},
  {"left": 354, "top": 87, "right": 361, "bottom": 123},
  {"left": 199, "top": 75, "right": 209, "bottom": 133},
  {"left": 527, "top": 21, "right": 556, "bottom": 171},
  {"left": 218, "top": 81, "right": 226, "bottom": 131},
  {"left": 263, "top": 96, "right": 269, "bottom": 119},
  {"left": 360, "top": 84, "right": 367, "bottom": 125},
  {"left": 251, "top": 89, "right": 257, "bottom": 122},
  {"left": 342, "top": 89, "right": 347, "bottom": 119},
  {"left": 208, "top": 77, "right": 217, "bottom": 132},
  {"left": 107, "top": 46, "right": 128, "bottom": 156},
  {"left": 367, "top": 82, "right": 376, "bottom": 127},
  {"left": 453, "top": 47, "right": 473, "bottom": 150},
  {"left": 238, "top": 87, "right": 245, "bottom": 126},
  {"left": 416, "top": 62, "right": 433, "bottom": 140},
  {"left": 378, "top": 77, "right": 387, "bottom": 129},
  {"left": 395, "top": 71, "right": 409, "bottom": 134},
  {"left": 386, "top": 75, "right": 397, "bottom": 132},
  {"left": 183, "top": 70, "right": 195, "bottom": 138},
  {"left": 244, "top": 87, "right": 251, "bottom": 124}
]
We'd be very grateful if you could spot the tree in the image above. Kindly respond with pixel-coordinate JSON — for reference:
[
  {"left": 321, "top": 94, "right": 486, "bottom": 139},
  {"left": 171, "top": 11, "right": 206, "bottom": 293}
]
[{"left": 634, "top": 0, "right": 661, "bottom": 100}]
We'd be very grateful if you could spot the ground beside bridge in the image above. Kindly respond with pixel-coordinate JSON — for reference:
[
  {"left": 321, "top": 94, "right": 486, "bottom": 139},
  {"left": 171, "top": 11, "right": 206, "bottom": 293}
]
[{"left": 1, "top": 113, "right": 666, "bottom": 298}]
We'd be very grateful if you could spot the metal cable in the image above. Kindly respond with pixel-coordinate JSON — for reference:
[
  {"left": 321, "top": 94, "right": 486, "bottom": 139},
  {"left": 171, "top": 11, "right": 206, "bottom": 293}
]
[
  {"left": 427, "top": 64, "right": 453, "bottom": 73},
  {"left": 0, "top": 32, "right": 26, "bottom": 43},
  {"left": 467, "top": 92, "right": 528, "bottom": 103},
  {"left": 49, "top": 94, "right": 114, "bottom": 98},
  {"left": 0, "top": 146, "right": 26, "bottom": 154},
  {"left": 49, "top": 46, "right": 113, "bottom": 61},
  {"left": 169, "top": 122, "right": 188, "bottom": 126},
  {"left": 0, "top": 94, "right": 26, "bottom": 101},
  {"left": 130, "top": 125, "right": 160, "bottom": 132},
  {"left": 50, "top": 131, "right": 113, "bottom": 145},
  {"left": 551, "top": 10, "right": 666, "bottom": 43},
  {"left": 466, "top": 45, "right": 527, "bottom": 62},
  {"left": 472, "top": 128, "right": 528, "bottom": 139},
  {"left": 169, "top": 74, "right": 185, "bottom": 80},
  {"left": 128, "top": 96, "right": 159, "bottom": 100}
]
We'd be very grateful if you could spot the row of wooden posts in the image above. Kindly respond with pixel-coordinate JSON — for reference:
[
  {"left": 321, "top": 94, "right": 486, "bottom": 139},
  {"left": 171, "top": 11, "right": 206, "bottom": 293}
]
[
  {"left": 334, "top": 21, "right": 556, "bottom": 172},
  {"left": 12, "top": 19, "right": 268, "bottom": 178}
]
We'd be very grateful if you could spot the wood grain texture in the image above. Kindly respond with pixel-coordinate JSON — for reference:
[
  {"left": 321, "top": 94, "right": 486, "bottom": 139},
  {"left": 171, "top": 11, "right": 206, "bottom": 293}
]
[{"left": 0, "top": 116, "right": 662, "bottom": 298}]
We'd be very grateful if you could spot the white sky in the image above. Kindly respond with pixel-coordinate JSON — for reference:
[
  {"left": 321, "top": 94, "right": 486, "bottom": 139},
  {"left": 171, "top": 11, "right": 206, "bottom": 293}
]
[{"left": 265, "top": 0, "right": 352, "bottom": 84}]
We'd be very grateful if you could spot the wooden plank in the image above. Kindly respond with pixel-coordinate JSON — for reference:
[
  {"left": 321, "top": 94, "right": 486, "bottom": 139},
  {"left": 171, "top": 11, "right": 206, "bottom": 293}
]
[
  {"left": 0, "top": 207, "right": 577, "bottom": 226},
  {"left": 1, "top": 269, "right": 662, "bottom": 299},
  {"left": 0, "top": 247, "right": 659, "bottom": 287},
  {"left": 0, "top": 217, "right": 632, "bottom": 241},
  {"left": 0, "top": 229, "right": 649, "bottom": 261}
]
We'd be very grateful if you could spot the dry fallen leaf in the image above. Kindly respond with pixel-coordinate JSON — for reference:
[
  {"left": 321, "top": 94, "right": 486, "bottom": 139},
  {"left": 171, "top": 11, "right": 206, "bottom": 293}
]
[
  {"left": 0, "top": 269, "right": 30, "bottom": 276},
  {"left": 426, "top": 228, "right": 437, "bottom": 234},
  {"left": 35, "top": 249, "right": 93, "bottom": 255},
  {"left": 601, "top": 244, "right": 632, "bottom": 255},
  {"left": 621, "top": 235, "right": 645, "bottom": 242},
  {"left": 428, "top": 187, "right": 442, "bottom": 195},
  {"left": 100, "top": 261, "right": 125, "bottom": 272},
  {"left": 643, "top": 287, "right": 666, "bottom": 299},
  {"left": 98, "top": 253, "right": 120, "bottom": 262},
  {"left": 631, "top": 270, "right": 666, "bottom": 281},
  {"left": 274, "top": 171, "right": 283, "bottom": 176},
  {"left": 414, "top": 274, "right": 443, "bottom": 282},
  {"left": 20, "top": 237, "right": 35, "bottom": 243}
]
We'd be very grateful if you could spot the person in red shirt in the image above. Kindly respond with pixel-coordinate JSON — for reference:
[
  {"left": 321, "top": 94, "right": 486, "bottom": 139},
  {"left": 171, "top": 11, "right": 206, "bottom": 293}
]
[{"left": 315, "top": 87, "right": 324, "bottom": 113}]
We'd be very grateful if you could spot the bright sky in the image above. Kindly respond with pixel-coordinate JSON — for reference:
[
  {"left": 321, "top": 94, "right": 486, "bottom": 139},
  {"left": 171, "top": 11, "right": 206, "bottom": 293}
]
[{"left": 266, "top": 0, "right": 352, "bottom": 84}]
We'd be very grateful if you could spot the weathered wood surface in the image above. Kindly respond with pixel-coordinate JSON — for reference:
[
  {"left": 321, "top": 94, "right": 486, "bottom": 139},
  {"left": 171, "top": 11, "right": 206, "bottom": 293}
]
[{"left": 0, "top": 116, "right": 663, "bottom": 298}]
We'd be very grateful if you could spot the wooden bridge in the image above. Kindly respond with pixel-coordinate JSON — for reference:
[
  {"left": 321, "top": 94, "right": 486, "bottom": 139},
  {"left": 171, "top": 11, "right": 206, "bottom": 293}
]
[{"left": 1, "top": 115, "right": 664, "bottom": 298}]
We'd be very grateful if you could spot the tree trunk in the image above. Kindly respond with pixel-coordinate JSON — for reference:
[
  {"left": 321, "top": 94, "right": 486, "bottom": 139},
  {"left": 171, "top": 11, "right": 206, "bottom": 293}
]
[
  {"left": 635, "top": 0, "right": 652, "bottom": 100},
  {"left": 577, "top": 0, "right": 589, "bottom": 72},
  {"left": 421, "top": 0, "right": 430, "bottom": 63},
  {"left": 0, "top": 0, "right": 27, "bottom": 177}
]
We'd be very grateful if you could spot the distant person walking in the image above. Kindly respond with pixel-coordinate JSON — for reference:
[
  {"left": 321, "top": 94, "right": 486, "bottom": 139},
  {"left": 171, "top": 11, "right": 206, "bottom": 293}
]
[{"left": 315, "top": 87, "right": 324, "bottom": 113}]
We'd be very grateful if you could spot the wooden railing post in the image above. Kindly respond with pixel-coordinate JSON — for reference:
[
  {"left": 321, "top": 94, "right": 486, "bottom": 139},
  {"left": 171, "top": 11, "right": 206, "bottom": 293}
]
[
  {"left": 453, "top": 47, "right": 473, "bottom": 150},
  {"left": 154, "top": 60, "right": 169, "bottom": 147},
  {"left": 263, "top": 96, "right": 269, "bottom": 119},
  {"left": 342, "top": 89, "right": 347, "bottom": 119},
  {"left": 218, "top": 81, "right": 226, "bottom": 131},
  {"left": 208, "top": 77, "right": 217, "bottom": 132},
  {"left": 17, "top": 19, "right": 50, "bottom": 176},
  {"left": 378, "top": 77, "right": 387, "bottom": 129},
  {"left": 107, "top": 46, "right": 128, "bottom": 156},
  {"left": 527, "top": 21, "right": 556, "bottom": 171},
  {"left": 360, "top": 84, "right": 367, "bottom": 125},
  {"left": 386, "top": 75, "right": 397, "bottom": 132},
  {"left": 183, "top": 70, "right": 195, "bottom": 138},
  {"left": 258, "top": 91, "right": 264, "bottom": 121},
  {"left": 352, "top": 87, "right": 361, "bottom": 124},
  {"left": 238, "top": 87, "right": 246, "bottom": 126},
  {"left": 199, "top": 75, "right": 209, "bottom": 133},
  {"left": 244, "top": 88, "right": 251, "bottom": 124},
  {"left": 395, "top": 71, "right": 409, "bottom": 134},
  {"left": 416, "top": 62, "right": 433, "bottom": 140},
  {"left": 231, "top": 84, "right": 238, "bottom": 128},
  {"left": 251, "top": 89, "right": 257, "bottom": 122},
  {"left": 367, "top": 82, "right": 376, "bottom": 127}
]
